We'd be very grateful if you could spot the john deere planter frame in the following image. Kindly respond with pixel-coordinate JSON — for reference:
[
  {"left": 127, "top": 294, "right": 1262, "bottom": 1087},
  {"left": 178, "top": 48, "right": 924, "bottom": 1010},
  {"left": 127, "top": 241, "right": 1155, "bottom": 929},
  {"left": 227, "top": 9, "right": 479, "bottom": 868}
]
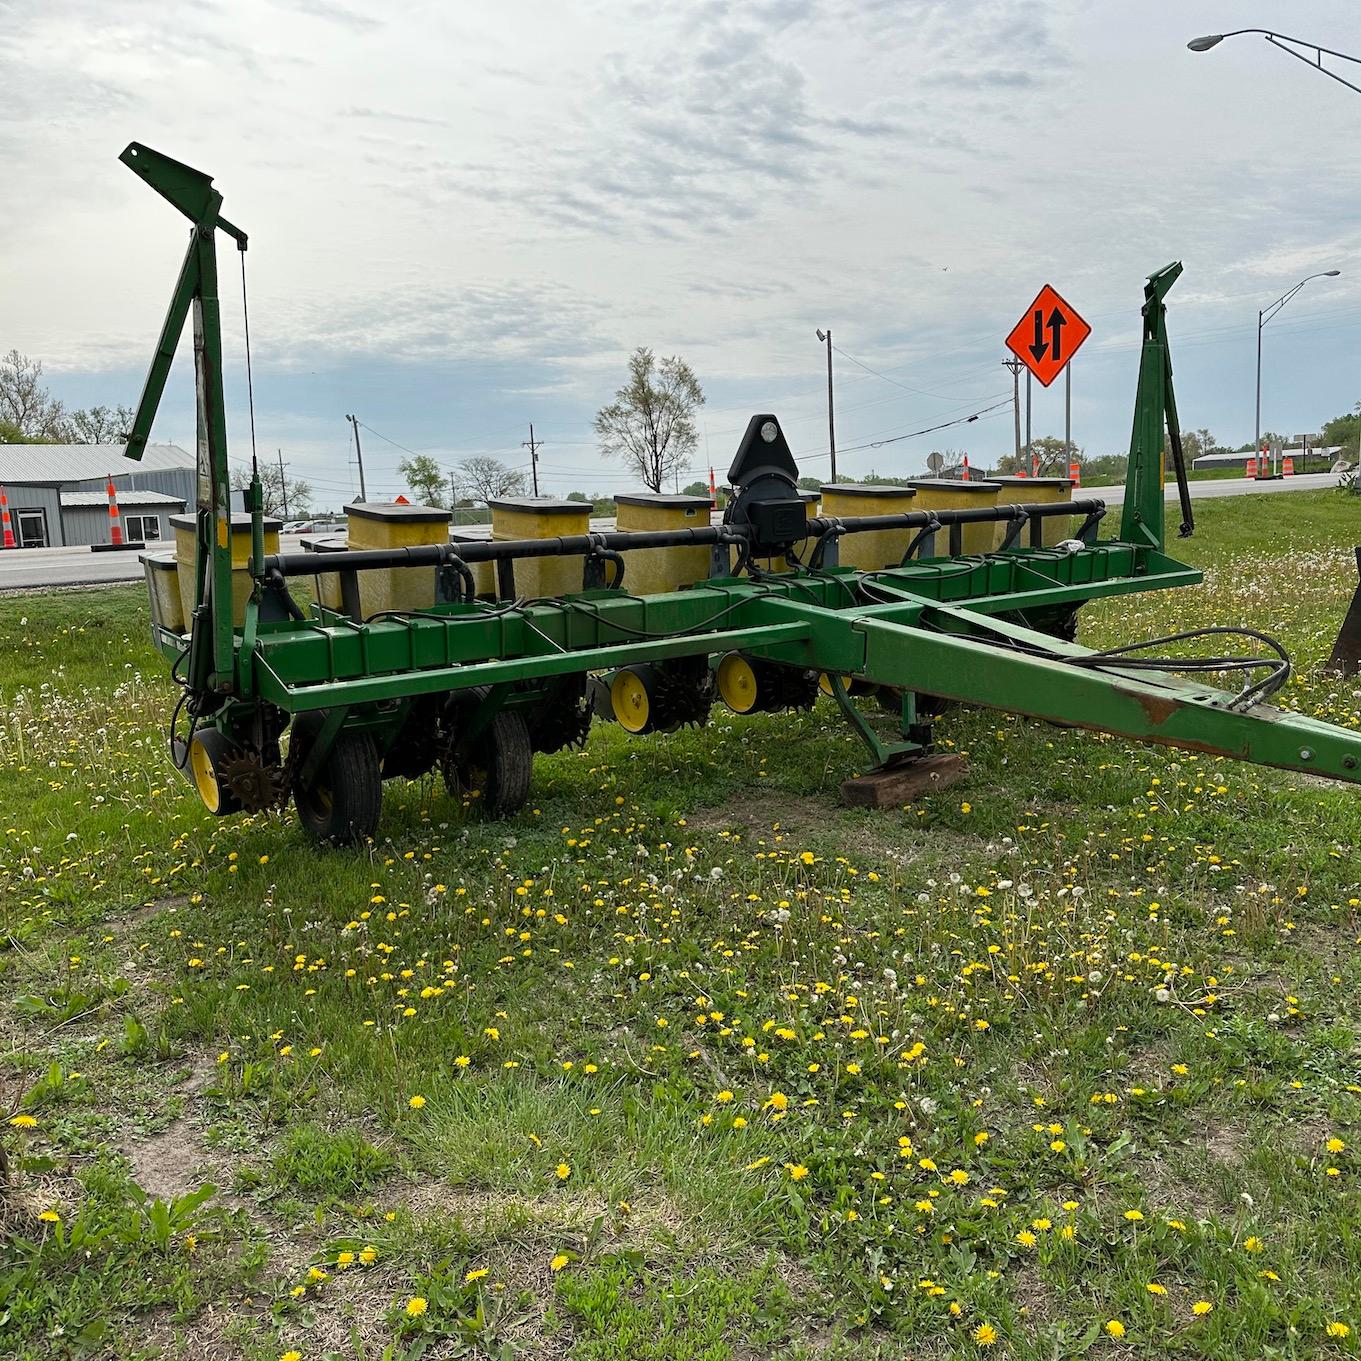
[{"left": 122, "top": 142, "right": 1361, "bottom": 844}]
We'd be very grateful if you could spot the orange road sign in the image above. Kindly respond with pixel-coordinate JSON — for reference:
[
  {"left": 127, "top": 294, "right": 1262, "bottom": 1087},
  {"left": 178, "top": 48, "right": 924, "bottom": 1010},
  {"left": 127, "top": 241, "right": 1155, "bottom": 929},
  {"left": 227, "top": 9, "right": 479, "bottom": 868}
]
[{"left": 1005, "top": 285, "right": 1091, "bottom": 387}]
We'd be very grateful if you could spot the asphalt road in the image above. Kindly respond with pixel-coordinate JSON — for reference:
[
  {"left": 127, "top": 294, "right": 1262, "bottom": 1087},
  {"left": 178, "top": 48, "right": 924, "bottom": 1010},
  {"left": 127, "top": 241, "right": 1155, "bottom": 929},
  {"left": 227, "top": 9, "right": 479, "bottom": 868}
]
[
  {"left": 0, "top": 534, "right": 312, "bottom": 592},
  {"left": 1079, "top": 470, "right": 1337, "bottom": 505},
  {"left": 0, "top": 474, "right": 1341, "bottom": 592}
]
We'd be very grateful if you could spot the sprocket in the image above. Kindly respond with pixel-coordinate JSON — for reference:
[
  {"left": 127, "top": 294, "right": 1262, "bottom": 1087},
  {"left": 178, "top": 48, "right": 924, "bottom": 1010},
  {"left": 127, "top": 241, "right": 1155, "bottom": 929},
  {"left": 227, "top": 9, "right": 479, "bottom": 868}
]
[{"left": 221, "top": 752, "right": 285, "bottom": 812}]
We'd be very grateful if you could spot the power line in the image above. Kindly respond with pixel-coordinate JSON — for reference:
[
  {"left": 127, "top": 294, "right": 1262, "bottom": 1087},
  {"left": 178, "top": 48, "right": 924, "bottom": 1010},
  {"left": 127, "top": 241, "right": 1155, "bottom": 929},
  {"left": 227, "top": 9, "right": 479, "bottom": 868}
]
[
  {"left": 831, "top": 342, "right": 995, "bottom": 402},
  {"left": 793, "top": 398, "right": 1014, "bottom": 463}
]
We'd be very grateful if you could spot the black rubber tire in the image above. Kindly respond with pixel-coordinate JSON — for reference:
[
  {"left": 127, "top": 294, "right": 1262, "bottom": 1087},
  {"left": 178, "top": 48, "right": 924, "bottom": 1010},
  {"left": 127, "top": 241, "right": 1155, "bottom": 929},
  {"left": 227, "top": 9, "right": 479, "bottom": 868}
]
[
  {"left": 292, "top": 729, "right": 382, "bottom": 847},
  {"left": 443, "top": 707, "right": 533, "bottom": 817}
]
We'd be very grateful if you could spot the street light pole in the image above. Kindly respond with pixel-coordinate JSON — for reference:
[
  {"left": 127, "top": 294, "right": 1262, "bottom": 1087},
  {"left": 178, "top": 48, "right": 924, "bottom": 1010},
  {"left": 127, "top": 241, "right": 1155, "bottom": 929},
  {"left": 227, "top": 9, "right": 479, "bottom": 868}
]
[
  {"left": 816, "top": 328, "right": 837, "bottom": 482},
  {"left": 1188, "top": 29, "right": 1361, "bottom": 97},
  {"left": 1255, "top": 271, "right": 1341, "bottom": 474}
]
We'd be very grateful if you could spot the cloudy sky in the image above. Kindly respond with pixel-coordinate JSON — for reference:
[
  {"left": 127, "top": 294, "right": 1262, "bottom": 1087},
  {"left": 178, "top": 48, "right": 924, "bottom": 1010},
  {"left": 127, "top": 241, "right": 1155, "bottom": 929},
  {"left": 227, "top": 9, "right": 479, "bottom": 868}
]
[{"left": 3, "top": 0, "right": 1360, "bottom": 504}]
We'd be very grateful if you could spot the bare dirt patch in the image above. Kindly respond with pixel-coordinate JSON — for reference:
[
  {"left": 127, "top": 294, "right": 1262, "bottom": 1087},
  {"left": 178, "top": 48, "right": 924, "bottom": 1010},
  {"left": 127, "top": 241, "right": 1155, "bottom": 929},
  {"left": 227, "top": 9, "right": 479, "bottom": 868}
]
[
  {"left": 123, "top": 1052, "right": 223, "bottom": 1201},
  {"left": 685, "top": 792, "right": 988, "bottom": 871}
]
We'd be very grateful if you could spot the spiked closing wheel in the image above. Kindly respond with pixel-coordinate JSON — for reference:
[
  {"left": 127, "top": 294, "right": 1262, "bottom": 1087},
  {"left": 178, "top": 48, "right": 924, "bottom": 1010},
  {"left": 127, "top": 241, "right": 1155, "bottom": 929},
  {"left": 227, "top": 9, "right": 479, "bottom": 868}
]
[{"left": 719, "top": 654, "right": 820, "bottom": 715}]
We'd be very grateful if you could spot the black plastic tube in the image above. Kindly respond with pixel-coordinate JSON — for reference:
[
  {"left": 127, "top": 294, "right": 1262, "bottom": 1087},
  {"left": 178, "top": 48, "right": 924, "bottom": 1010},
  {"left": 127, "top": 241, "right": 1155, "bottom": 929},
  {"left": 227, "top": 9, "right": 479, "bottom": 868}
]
[{"left": 262, "top": 500, "right": 1106, "bottom": 579}]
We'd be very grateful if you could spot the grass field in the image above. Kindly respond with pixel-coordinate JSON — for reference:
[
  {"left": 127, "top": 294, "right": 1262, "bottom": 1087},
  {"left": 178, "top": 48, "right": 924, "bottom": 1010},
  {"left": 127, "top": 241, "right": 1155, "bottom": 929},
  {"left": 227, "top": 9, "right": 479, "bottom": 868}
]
[{"left": 3, "top": 489, "right": 1361, "bottom": 1360}]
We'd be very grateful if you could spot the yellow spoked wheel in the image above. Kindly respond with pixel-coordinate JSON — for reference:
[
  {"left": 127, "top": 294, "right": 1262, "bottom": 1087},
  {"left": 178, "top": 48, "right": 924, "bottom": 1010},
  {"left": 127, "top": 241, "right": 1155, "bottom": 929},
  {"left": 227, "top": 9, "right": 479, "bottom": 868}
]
[
  {"left": 187, "top": 729, "right": 241, "bottom": 815},
  {"left": 818, "top": 672, "right": 854, "bottom": 697},
  {"left": 717, "top": 653, "right": 759, "bottom": 713},
  {"left": 610, "top": 666, "right": 655, "bottom": 733}
]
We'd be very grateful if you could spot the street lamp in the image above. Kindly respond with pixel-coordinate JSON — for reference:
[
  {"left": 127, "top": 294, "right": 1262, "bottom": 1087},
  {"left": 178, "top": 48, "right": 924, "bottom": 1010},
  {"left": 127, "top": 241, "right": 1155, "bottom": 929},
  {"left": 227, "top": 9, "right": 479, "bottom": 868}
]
[
  {"left": 1256, "top": 271, "right": 1341, "bottom": 475},
  {"left": 1188, "top": 29, "right": 1361, "bottom": 96},
  {"left": 815, "top": 329, "right": 837, "bottom": 482}
]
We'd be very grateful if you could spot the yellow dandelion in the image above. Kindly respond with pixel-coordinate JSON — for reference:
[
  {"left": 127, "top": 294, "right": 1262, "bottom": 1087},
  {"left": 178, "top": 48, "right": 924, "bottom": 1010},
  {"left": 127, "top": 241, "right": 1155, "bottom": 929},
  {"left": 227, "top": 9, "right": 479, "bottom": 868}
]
[
  {"left": 972, "top": 1322, "right": 997, "bottom": 1345},
  {"left": 550, "top": 1253, "right": 570, "bottom": 1272},
  {"left": 405, "top": 1296, "right": 428, "bottom": 1317},
  {"left": 9, "top": 1115, "right": 37, "bottom": 1129},
  {"left": 1326, "top": 1322, "right": 1350, "bottom": 1339},
  {"left": 465, "top": 1268, "right": 489, "bottom": 1283},
  {"left": 556, "top": 1162, "right": 571, "bottom": 1180},
  {"left": 1105, "top": 1320, "right": 1126, "bottom": 1338},
  {"left": 1192, "top": 1301, "right": 1213, "bottom": 1316},
  {"left": 408, "top": 1095, "right": 426, "bottom": 1110}
]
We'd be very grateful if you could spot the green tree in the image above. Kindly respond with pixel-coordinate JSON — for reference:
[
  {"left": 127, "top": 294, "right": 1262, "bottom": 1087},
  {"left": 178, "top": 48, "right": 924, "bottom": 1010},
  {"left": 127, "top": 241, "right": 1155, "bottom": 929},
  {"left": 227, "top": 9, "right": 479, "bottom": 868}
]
[
  {"left": 0, "top": 349, "right": 67, "bottom": 439},
  {"left": 230, "top": 463, "right": 312, "bottom": 518},
  {"left": 995, "top": 436, "right": 1081, "bottom": 476},
  {"left": 0, "top": 417, "right": 42, "bottom": 444},
  {"left": 66, "top": 404, "right": 136, "bottom": 444},
  {"left": 397, "top": 454, "right": 448, "bottom": 507},
  {"left": 1321, "top": 403, "right": 1361, "bottom": 459},
  {"left": 454, "top": 456, "right": 526, "bottom": 506},
  {"left": 1083, "top": 454, "right": 1129, "bottom": 483},
  {"left": 594, "top": 347, "right": 704, "bottom": 493}
]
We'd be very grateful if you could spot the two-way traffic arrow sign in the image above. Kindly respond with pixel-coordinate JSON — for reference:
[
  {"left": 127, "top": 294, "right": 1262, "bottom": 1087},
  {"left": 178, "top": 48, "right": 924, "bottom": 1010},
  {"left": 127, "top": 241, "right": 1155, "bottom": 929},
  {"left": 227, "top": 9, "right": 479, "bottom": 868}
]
[{"left": 1005, "top": 284, "right": 1091, "bottom": 387}]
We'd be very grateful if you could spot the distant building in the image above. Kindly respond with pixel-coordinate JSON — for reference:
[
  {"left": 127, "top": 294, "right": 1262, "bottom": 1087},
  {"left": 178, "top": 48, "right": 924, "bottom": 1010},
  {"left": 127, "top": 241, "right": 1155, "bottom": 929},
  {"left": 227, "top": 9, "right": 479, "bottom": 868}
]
[{"left": 0, "top": 443, "right": 193, "bottom": 547}]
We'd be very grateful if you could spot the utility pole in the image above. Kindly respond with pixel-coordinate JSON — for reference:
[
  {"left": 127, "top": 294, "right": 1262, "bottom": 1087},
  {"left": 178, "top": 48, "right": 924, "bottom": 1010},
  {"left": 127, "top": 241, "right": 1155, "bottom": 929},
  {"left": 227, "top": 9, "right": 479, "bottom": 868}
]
[
  {"left": 1003, "top": 358, "right": 1023, "bottom": 463},
  {"left": 345, "top": 414, "right": 368, "bottom": 501},
  {"left": 1064, "top": 363, "right": 1072, "bottom": 470},
  {"left": 816, "top": 328, "right": 837, "bottom": 481},
  {"left": 522, "top": 424, "right": 543, "bottom": 497},
  {"left": 276, "top": 448, "right": 289, "bottom": 519},
  {"left": 1025, "top": 370, "right": 1032, "bottom": 471}
]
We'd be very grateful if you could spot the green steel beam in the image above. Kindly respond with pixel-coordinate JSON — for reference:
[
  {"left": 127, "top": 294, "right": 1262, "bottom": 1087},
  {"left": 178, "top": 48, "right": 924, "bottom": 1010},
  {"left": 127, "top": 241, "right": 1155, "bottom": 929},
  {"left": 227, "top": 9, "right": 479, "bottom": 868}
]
[
  {"left": 227, "top": 543, "right": 1193, "bottom": 700},
  {"left": 251, "top": 620, "right": 813, "bottom": 712},
  {"left": 1121, "top": 261, "right": 1184, "bottom": 550},
  {"left": 120, "top": 142, "right": 244, "bottom": 690},
  {"left": 883, "top": 614, "right": 1361, "bottom": 783}
]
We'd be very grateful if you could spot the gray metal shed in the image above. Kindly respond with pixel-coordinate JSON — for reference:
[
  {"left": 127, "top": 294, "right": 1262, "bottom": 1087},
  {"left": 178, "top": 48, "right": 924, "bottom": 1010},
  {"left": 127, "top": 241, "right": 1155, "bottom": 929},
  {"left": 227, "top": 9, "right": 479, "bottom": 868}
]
[
  {"left": 0, "top": 443, "right": 194, "bottom": 548},
  {"left": 59, "top": 490, "right": 185, "bottom": 547}
]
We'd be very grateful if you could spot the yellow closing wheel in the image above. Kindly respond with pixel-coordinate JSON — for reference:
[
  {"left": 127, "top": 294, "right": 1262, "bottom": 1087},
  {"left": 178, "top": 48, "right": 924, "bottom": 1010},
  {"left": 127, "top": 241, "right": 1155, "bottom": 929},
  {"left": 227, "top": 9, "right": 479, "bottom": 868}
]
[
  {"left": 717, "top": 653, "right": 759, "bottom": 714},
  {"left": 818, "top": 671, "right": 853, "bottom": 697},
  {"left": 611, "top": 666, "right": 654, "bottom": 734},
  {"left": 187, "top": 728, "right": 241, "bottom": 815}
]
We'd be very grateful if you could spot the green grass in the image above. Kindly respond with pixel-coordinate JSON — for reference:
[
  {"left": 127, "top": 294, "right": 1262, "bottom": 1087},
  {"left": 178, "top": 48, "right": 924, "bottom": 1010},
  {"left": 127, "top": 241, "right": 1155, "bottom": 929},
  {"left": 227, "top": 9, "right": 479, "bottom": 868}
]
[{"left": 3, "top": 488, "right": 1361, "bottom": 1358}]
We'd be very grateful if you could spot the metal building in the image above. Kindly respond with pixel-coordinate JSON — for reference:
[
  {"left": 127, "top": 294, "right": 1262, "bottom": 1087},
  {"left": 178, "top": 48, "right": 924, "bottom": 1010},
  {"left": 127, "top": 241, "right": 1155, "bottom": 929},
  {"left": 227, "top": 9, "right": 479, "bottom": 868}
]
[{"left": 0, "top": 443, "right": 193, "bottom": 547}]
